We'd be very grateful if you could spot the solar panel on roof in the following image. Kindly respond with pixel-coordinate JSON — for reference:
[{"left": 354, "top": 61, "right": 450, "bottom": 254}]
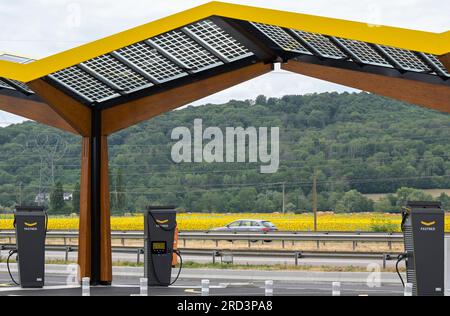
[
  {"left": 250, "top": 23, "right": 312, "bottom": 54},
  {"left": 50, "top": 66, "right": 120, "bottom": 103},
  {"left": 3, "top": 15, "right": 445, "bottom": 107},
  {"left": 0, "top": 79, "right": 13, "bottom": 90},
  {"left": 332, "top": 38, "right": 393, "bottom": 68},
  {"left": 184, "top": 19, "right": 253, "bottom": 62},
  {"left": 9, "top": 80, "right": 34, "bottom": 93},
  {"left": 115, "top": 43, "right": 188, "bottom": 83},
  {"left": 0, "top": 54, "right": 32, "bottom": 64},
  {"left": 376, "top": 46, "right": 432, "bottom": 73},
  {"left": 423, "top": 53, "right": 450, "bottom": 77},
  {"left": 81, "top": 54, "right": 153, "bottom": 93},
  {"left": 289, "top": 30, "right": 347, "bottom": 59},
  {"left": 148, "top": 30, "right": 223, "bottom": 72}
]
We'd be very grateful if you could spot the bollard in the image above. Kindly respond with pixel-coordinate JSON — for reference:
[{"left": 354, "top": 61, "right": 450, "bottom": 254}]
[
  {"left": 332, "top": 282, "right": 341, "bottom": 296},
  {"left": 265, "top": 280, "right": 274, "bottom": 296},
  {"left": 202, "top": 279, "right": 210, "bottom": 297},
  {"left": 82, "top": 277, "right": 90, "bottom": 297},
  {"left": 404, "top": 283, "right": 413, "bottom": 297},
  {"left": 140, "top": 278, "right": 148, "bottom": 296}
]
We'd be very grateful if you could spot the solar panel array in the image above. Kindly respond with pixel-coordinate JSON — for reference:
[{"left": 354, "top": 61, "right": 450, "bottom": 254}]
[
  {"left": 289, "top": 30, "right": 347, "bottom": 59},
  {"left": 376, "top": 45, "right": 432, "bottom": 72},
  {"left": 0, "top": 53, "right": 33, "bottom": 64},
  {"left": 184, "top": 20, "right": 253, "bottom": 62},
  {"left": 0, "top": 79, "right": 11, "bottom": 89},
  {"left": 47, "top": 19, "right": 254, "bottom": 104},
  {"left": 115, "top": 43, "right": 187, "bottom": 83},
  {"left": 50, "top": 66, "right": 120, "bottom": 103},
  {"left": 247, "top": 22, "right": 449, "bottom": 80},
  {"left": 250, "top": 23, "right": 311, "bottom": 54},
  {"left": 422, "top": 53, "right": 450, "bottom": 77},
  {"left": 1, "top": 20, "right": 449, "bottom": 106}
]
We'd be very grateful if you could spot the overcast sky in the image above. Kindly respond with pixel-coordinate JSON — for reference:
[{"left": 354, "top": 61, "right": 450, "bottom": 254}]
[{"left": 1, "top": 0, "right": 449, "bottom": 125}]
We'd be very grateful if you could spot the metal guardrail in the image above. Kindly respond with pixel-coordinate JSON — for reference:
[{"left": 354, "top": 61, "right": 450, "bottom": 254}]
[
  {"left": 0, "top": 230, "right": 405, "bottom": 250},
  {"left": 0, "top": 231, "right": 403, "bottom": 254},
  {"left": 0, "top": 244, "right": 401, "bottom": 269},
  {"left": 0, "top": 230, "right": 405, "bottom": 241}
]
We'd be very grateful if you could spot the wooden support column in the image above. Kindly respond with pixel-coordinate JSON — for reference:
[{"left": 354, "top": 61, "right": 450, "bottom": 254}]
[
  {"left": 88, "top": 110, "right": 112, "bottom": 285},
  {"left": 78, "top": 137, "right": 92, "bottom": 279},
  {"left": 100, "top": 135, "right": 112, "bottom": 283},
  {"left": 78, "top": 114, "right": 112, "bottom": 284}
]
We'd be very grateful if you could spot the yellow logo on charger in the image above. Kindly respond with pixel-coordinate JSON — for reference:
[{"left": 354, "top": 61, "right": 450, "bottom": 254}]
[
  {"left": 421, "top": 221, "right": 436, "bottom": 227},
  {"left": 24, "top": 222, "right": 38, "bottom": 227},
  {"left": 156, "top": 219, "right": 169, "bottom": 225}
]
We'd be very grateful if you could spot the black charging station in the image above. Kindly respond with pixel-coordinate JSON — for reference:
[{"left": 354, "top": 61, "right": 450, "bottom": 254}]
[
  {"left": 11, "top": 206, "right": 47, "bottom": 288},
  {"left": 144, "top": 207, "right": 179, "bottom": 287},
  {"left": 401, "top": 201, "right": 445, "bottom": 296}
]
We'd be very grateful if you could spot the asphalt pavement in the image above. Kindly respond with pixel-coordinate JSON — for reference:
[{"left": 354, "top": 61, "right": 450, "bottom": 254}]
[{"left": 0, "top": 264, "right": 404, "bottom": 296}]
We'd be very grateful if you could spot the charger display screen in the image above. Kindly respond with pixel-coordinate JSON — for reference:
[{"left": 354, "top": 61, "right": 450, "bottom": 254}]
[{"left": 151, "top": 241, "right": 167, "bottom": 254}]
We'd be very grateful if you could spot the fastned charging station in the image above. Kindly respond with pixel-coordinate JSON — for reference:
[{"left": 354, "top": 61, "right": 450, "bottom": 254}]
[
  {"left": 144, "top": 207, "right": 181, "bottom": 287},
  {"left": 10, "top": 206, "right": 47, "bottom": 288},
  {"left": 401, "top": 201, "right": 445, "bottom": 296}
]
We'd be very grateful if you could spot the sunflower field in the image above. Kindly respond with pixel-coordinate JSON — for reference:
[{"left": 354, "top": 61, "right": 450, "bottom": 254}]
[{"left": 1, "top": 212, "right": 449, "bottom": 232}]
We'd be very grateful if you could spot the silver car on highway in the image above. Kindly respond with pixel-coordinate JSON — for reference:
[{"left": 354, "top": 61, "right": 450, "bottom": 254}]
[{"left": 212, "top": 219, "right": 278, "bottom": 233}]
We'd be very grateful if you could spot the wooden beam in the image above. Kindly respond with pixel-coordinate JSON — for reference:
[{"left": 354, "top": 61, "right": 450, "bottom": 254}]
[
  {"left": 439, "top": 53, "right": 450, "bottom": 72},
  {"left": 102, "top": 62, "right": 273, "bottom": 135},
  {"left": 0, "top": 94, "right": 77, "bottom": 134},
  {"left": 282, "top": 61, "right": 450, "bottom": 114},
  {"left": 78, "top": 137, "right": 92, "bottom": 279},
  {"left": 78, "top": 135, "right": 112, "bottom": 283},
  {"left": 28, "top": 80, "right": 92, "bottom": 136},
  {"left": 100, "top": 135, "right": 112, "bottom": 282}
]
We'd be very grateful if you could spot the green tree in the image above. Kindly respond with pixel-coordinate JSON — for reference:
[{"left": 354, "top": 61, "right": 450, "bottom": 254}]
[
  {"left": 255, "top": 95, "right": 267, "bottom": 105},
  {"left": 336, "top": 190, "right": 374, "bottom": 213},
  {"left": 238, "top": 188, "right": 257, "bottom": 212},
  {"left": 72, "top": 182, "right": 80, "bottom": 213},
  {"left": 135, "top": 195, "right": 148, "bottom": 211},
  {"left": 437, "top": 193, "right": 450, "bottom": 211},
  {"left": 50, "top": 181, "right": 65, "bottom": 213},
  {"left": 374, "top": 197, "right": 396, "bottom": 212},
  {"left": 395, "top": 187, "right": 434, "bottom": 207}
]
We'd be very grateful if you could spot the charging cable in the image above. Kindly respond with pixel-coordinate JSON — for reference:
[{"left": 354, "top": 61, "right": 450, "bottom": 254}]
[
  {"left": 170, "top": 250, "right": 183, "bottom": 286},
  {"left": 396, "top": 253, "right": 407, "bottom": 287},
  {"left": 7, "top": 250, "right": 19, "bottom": 286}
]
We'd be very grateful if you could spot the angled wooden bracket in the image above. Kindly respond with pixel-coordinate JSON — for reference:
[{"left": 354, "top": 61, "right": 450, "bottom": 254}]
[
  {"left": 0, "top": 94, "right": 78, "bottom": 134},
  {"left": 27, "top": 80, "right": 92, "bottom": 137},
  {"left": 282, "top": 60, "right": 450, "bottom": 114}
]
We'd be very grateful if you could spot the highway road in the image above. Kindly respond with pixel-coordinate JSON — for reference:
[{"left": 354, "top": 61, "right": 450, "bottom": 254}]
[{"left": 0, "top": 264, "right": 404, "bottom": 296}]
